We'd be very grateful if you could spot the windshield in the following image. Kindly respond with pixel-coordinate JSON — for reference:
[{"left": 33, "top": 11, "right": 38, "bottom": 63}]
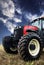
[{"left": 30, "top": 19, "right": 41, "bottom": 29}]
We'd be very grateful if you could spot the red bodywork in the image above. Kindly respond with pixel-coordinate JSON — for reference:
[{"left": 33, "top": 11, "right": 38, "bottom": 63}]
[{"left": 23, "top": 25, "right": 38, "bottom": 35}]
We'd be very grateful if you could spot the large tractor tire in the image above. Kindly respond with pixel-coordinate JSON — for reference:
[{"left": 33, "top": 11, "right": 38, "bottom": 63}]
[
  {"left": 3, "top": 36, "right": 18, "bottom": 54},
  {"left": 18, "top": 32, "right": 43, "bottom": 61}
]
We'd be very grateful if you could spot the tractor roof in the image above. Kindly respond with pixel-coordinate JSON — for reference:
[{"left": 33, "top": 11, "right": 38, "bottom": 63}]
[
  {"left": 30, "top": 17, "right": 44, "bottom": 24},
  {"left": 34, "top": 17, "right": 44, "bottom": 22}
]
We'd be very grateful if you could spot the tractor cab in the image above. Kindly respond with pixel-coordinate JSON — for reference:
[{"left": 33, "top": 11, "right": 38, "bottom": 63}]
[{"left": 31, "top": 17, "right": 44, "bottom": 30}]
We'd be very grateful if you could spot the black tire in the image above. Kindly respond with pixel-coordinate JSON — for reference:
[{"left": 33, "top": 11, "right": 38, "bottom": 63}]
[
  {"left": 3, "top": 36, "right": 18, "bottom": 54},
  {"left": 18, "top": 32, "right": 43, "bottom": 61}
]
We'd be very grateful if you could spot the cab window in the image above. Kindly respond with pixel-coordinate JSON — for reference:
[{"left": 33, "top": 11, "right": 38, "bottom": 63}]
[{"left": 31, "top": 20, "right": 41, "bottom": 29}]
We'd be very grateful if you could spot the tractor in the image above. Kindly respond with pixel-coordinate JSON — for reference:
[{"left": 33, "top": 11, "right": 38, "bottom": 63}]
[{"left": 3, "top": 17, "right": 44, "bottom": 61}]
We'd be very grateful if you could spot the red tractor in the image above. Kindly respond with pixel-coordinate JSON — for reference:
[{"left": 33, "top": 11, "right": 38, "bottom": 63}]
[{"left": 3, "top": 17, "right": 44, "bottom": 61}]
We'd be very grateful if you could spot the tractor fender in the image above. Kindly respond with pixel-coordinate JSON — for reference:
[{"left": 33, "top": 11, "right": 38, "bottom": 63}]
[{"left": 23, "top": 25, "right": 38, "bottom": 35}]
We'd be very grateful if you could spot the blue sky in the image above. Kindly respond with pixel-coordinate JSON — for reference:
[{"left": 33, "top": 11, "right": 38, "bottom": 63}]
[{"left": 0, "top": 0, "right": 44, "bottom": 43}]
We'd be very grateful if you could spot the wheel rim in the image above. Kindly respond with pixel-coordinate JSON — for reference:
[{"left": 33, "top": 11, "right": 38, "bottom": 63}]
[
  {"left": 10, "top": 47, "right": 17, "bottom": 51},
  {"left": 28, "top": 39, "right": 40, "bottom": 56}
]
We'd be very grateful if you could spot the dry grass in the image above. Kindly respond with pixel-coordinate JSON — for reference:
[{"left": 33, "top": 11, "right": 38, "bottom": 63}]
[{"left": 0, "top": 44, "right": 44, "bottom": 65}]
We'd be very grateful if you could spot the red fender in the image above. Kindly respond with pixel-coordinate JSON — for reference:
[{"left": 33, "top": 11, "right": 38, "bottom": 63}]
[{"left": 23, "top": 25, "right": 38, "bottom": 35}]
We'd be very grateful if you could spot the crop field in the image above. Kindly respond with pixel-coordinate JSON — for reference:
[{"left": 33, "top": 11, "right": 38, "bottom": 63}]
[{"left": 0, "top": 44, "right": 44, "bottom": 65}]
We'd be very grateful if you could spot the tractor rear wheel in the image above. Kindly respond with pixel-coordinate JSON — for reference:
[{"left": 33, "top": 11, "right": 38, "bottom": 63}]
[
  {"left": 18, "top": 32, "right": 42, "bottom": 61},
  {"left": 3, "top": 36, "right": 18, "bottom": 54}
]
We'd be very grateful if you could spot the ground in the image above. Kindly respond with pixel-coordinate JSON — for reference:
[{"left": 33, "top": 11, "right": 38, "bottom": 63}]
[{"left": 0, "top": 44, "right": 44, "bottom": 65}]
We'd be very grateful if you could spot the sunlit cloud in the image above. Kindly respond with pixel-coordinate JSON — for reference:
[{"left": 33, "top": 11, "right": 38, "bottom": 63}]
[{"left": 0, "top": 0, "right": 15, "bottom": 18}]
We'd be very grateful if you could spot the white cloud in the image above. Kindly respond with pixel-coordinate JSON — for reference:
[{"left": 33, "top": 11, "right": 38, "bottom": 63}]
[
  {"left": 25, "top": 11, "right": 44, "bottom": 22},
  {"left": 16, "top": 8, "right": 22, "bottom": 14},
  {"left": 5, "top": 21, "right": 16, "bottom": 33},
  {"left": 0, "top": 18, "right": 16, "bottom": 33},
  {"left": 14, "top": 18, "right": 22, "bottom": 22},
  {"left": 0, "top": 18, "right": 7, "bottom": 23},
  {"left": 0, "top": 0, "right": 16, "bottom": 33},
  {"left": 0, "top": 0, "right": 15, "bottom": 18},
  {"left": 26, "top": 13, "right": 38, "bottom": 21}
]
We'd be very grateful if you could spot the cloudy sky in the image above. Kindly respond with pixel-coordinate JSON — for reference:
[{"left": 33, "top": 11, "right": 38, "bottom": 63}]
[{"left": 0, "top": 0, "right": 44, "bottom": 43}]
